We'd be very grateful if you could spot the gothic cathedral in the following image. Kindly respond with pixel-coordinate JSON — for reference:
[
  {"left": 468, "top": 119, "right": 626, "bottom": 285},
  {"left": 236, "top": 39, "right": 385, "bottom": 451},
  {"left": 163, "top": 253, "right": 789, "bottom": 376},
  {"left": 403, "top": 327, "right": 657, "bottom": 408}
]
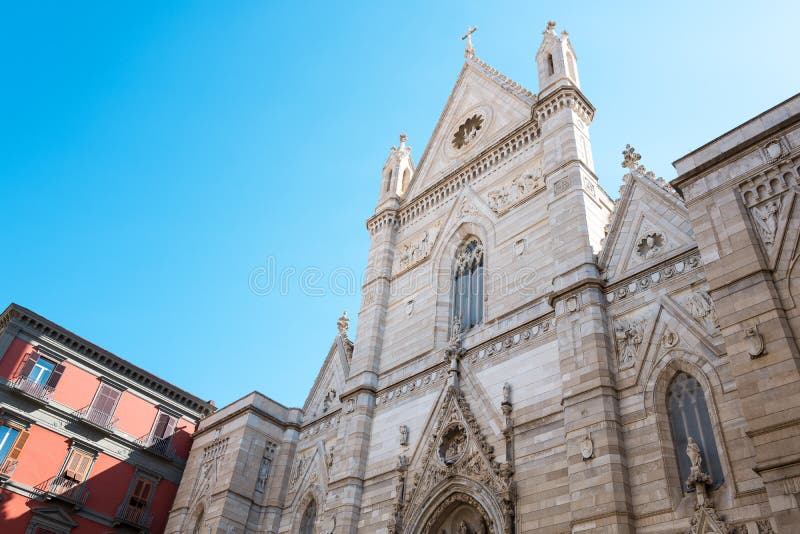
[{"left": 166, "top": 23, "right": 800, "bottom": 534}]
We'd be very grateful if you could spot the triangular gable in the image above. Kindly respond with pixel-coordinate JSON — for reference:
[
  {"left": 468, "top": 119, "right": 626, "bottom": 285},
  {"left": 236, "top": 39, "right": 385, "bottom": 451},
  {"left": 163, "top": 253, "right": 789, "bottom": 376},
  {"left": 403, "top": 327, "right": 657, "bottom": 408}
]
[
  {"left": 391, "top": 384, "right": 514, "bottom": 533},
  {"left": 405, "top": 57, "right": 536, "bottom": 202},
  {"left": 302, "top": 334, "right": 351, "bottom": 419},
  {"left": 599, "top": 169, "right": 694, "bottom": 283}
]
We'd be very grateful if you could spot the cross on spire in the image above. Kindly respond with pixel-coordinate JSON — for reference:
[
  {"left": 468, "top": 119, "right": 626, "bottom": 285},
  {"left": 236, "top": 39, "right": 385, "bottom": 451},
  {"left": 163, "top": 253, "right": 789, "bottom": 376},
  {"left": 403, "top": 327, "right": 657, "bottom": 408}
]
[{"left": 461, "top": 25, "right": 477, "bottom": 58}]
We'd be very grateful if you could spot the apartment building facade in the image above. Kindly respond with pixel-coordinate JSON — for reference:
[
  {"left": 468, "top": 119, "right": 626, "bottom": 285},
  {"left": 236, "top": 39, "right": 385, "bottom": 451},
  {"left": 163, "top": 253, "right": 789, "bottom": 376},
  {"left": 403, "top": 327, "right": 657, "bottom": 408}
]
[{"left": 0, "top": 304, "right": 214, "bottom": 533}]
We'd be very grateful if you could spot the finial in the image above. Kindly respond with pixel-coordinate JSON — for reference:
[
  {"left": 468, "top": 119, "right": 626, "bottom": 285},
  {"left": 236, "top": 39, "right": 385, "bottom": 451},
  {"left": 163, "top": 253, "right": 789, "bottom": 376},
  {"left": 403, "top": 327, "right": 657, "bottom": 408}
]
[
  {"left": 399, "top": 133, "right": 407, "bottom": 143},
  {"left": 545, "top": 21, "right": 557, "bottom": 34},
  {"left": 621, "top": 144, "right": 641, "bottom": 170},
  {"left": 461, "top": 26, "right": 477, "bottom": 58},
  {"left": 337, "top": 311, "right": 349, "bottom": 338}
]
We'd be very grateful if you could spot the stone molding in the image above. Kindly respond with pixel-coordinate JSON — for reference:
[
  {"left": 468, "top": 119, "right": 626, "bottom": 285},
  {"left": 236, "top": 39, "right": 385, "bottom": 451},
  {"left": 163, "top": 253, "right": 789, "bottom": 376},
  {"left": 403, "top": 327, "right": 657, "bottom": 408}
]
[
  {"left": 532, "top": 85, "right": 595, "bottom": 126},
  {"left": 369, "top": 121, "right": 541, "bottom": 234}
]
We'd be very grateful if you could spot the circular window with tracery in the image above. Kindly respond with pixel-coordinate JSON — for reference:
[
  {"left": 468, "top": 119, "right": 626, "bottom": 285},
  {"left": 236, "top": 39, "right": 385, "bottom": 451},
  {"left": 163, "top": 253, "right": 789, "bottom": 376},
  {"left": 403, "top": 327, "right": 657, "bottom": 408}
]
[
  {"left": 452, "top": 114, "right": 484, "bottom": 149},
  {"left": 438, "top": 423, "right": 468, "bottom": 465}
]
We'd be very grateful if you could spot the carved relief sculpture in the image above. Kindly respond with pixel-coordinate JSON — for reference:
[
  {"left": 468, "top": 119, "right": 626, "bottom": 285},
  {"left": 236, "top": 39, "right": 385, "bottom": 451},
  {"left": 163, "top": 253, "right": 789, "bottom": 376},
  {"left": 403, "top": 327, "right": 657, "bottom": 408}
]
[
  {"left": 752, "top": 200, "right": 780, "bottom": 247},
  {"left": 399, "top": 425, "right": 409, "bottom": 447},
  {"left": 486, "top": 167, "right": 544, "bottom": 214},
  {"left": 614, "top": 321, "right": 643, "bottom": 368},
  {"left": 687, "top": 290, "right": 719, "bottom": 331},
  {"left": 580, "top": 432, "right": 594, "bottom": 460}
]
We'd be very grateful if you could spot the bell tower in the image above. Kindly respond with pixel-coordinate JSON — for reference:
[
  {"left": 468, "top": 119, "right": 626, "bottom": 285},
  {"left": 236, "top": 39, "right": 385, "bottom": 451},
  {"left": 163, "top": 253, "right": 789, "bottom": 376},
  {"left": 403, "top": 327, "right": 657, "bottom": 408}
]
[{"left": 535, "top": 20, "right": 581, "bottom": 96}]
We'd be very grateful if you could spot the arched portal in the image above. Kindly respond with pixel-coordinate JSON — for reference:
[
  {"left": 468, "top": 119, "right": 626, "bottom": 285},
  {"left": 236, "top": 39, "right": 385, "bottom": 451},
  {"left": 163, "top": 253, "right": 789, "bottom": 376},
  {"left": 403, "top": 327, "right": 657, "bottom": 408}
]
[{"left": 428, "top": 499, "right": 489, "bottom": 534}]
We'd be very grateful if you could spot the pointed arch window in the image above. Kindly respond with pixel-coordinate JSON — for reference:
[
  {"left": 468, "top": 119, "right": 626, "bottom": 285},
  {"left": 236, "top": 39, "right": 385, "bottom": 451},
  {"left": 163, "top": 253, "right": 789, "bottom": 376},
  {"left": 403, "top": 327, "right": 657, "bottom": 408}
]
[
  {"left": 300, "top": 498, "right": 316, "bottom": 534},
  {"left": 667, "top": 372, "right": 724, "bottom": 492},
  {"left": 547, "top": 53, "right": 555, "bottom": 76},
  {"left": 452, "top": 238, "right": 484, "bottom": 331}
]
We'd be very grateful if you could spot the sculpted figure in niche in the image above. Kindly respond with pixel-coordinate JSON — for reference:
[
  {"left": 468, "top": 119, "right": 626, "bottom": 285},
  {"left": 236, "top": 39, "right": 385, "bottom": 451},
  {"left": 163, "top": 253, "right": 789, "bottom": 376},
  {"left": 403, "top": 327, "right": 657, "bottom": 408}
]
[
  {"left": 687, "top": 436, "right": 703, "bottom": 471},
  {"left": 399, "top": 425, "right": 409, "bottom": 447},
  {"left": 458, "top": 520, "right": 469, "bottom": 534},
  {"left": 753, "top": 200, "right": 780, "bottom": 246}
]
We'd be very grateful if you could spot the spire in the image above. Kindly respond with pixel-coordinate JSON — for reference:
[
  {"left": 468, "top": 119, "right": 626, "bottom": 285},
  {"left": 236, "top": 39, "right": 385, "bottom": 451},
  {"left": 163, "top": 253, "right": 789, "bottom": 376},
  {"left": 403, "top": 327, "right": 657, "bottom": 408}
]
[
  {"left": 461, "top": 25, "right": 477, "bottom": 58},
  {"left": 535, "top": 20, "right": 581, "bottom": 94}
]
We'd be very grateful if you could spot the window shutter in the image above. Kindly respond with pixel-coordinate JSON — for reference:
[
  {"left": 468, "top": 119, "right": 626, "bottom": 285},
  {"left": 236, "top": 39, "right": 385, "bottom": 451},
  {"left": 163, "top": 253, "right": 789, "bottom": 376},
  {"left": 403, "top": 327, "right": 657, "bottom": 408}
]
[
  {"left": 45, "top": 364, "right": 65, "bottom": 388},
  {"left": 6, "top": 429, "right": 29, "bottom": 461},
  {"left": 64, "top": 450, "right": 92, "bottom": 482},
  {"left": 130, "top": 478, "right": 154, "bottom": 507},
  {"left": 153, "top": 412, "right": 178, "bottom": 439},
  {"left": 92, "top": 384, "right": 121, "bottom": 415},
  {"left": 17, "top": 354, "right": 39, "bottom": 378}
]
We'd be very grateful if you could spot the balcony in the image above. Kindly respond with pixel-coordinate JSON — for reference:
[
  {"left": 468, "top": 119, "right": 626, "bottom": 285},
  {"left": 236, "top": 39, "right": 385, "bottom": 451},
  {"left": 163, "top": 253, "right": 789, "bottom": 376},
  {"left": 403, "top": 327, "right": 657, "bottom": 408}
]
[
  {"left": 136, "top": 434, "right": 177, "bottom": 461},
  {"left": 74, "top": 405, "right": 118, "bottom": 433},
  {"left": 9, "top": 375, "right": 55, "bottom": 403},
  {"left": 36, "top": 475, "right": 89, "bottom": 507},
  {"left": 114, "top": 503, "right": 153, "bottom": 530},
  {"left": 0, "top": 458, "right": 18, "bottom": 481}
]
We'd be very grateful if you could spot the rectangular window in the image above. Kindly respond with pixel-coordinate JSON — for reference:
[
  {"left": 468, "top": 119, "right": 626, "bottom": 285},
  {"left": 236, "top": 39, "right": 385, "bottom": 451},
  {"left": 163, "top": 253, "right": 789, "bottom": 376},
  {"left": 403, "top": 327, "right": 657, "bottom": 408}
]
[
  {"left": 0, "top": 423, "right": 29, "bottom": 466},
  {"left": 18, "top": 352, "right": 65, "bottom": 389},
  {"left": 62, "top": 449, "right": 93, "bottom": 483},
  {"left": 88, "top": 383, "right": 122, "bottom": 425},
  {"left": 151, "top": 412, "right": 178, "bottom": 441},
  {"left": 129, "top": 477, "right": 154, "bottom": 510}
]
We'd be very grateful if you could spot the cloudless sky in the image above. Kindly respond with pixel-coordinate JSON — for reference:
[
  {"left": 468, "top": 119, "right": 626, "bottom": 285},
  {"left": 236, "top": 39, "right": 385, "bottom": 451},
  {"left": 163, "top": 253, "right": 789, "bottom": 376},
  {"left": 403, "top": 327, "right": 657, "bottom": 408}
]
[{"left": 1, "top": 1, "right": 798, "bottom": 408}]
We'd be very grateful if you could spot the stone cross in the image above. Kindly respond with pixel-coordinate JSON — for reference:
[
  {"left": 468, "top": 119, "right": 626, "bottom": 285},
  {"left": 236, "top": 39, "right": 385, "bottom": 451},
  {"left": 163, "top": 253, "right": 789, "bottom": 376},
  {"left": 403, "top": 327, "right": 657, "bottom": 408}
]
[
  {"left": 621, "top": 144, "right": 641, "bottom": 170},
  {"left": 461, "top": 26, "right": 477, "bottom": 58}
]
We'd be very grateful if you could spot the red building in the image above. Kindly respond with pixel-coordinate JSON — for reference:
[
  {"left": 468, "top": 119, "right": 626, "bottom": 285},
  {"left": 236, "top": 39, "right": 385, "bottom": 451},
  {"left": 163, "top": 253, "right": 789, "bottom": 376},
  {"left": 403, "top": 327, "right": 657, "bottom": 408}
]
[{"left": 0, "top": 304, "right": 214, "bottom": 533}]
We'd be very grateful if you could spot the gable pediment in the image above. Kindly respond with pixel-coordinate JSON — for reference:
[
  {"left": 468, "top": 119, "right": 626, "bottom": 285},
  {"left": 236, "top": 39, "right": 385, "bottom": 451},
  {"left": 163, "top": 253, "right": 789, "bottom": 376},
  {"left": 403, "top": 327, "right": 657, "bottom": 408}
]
[
  {"left": 302, "top": 333, "right": 351, "bottom": 419},
  {"left": 600, "top": 171, "right": 694, "bottom": 283},
  {"left": 405, "top": 58, "right": 535, "bottom": 202}
]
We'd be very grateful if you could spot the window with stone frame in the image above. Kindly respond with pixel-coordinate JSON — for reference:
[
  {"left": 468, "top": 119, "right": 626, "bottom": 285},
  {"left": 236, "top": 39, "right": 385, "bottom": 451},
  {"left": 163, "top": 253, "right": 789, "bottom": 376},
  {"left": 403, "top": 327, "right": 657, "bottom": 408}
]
[
  {"left": 17, "top": 351, "right": 65, "bottom": 388},
  {"left": 667, "top": 372, "right": 724, "bottom": 492},
  {"left": 452, "top": 238, "right": 484, "bottom": 332},
  {"left": 300, "top": 498, "right": 317, "bottom": 534},
  {"left": 61, "top": 448, "right": 94, "bottom": 483}
]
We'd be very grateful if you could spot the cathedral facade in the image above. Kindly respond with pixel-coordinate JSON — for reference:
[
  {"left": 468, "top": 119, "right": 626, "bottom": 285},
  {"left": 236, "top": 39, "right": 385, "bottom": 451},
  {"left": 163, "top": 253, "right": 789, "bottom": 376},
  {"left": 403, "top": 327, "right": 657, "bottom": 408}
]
[{"left": 165, "top": 24, "right": 800, "bottom": 533}]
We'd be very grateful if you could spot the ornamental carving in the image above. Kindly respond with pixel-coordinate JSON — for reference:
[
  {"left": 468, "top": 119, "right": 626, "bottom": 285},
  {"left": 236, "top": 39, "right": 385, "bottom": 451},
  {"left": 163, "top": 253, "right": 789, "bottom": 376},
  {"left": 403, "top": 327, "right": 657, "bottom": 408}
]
[
  {"left": 389, "top": 387, "right": 514, "bottom": 534},
  {"left": 752, "top": 200, "right": 780, "bottom": 247},
  {"left": 486, "top": 168, "right": 544, "bottom": 214},
  {"left": 686, "top": 290, "right": 718, "bottom": 331},
  {"left": 452, "top": 114, "right": 484, "bottom": 149},
  {"left": 614, "top": 320, "right": 643, "bottom": 369},
  {"left": 636, "top": 231, "right": 666, "bottom": 259},
  {"left": 606, "top": 254, "right": 702, "bottom": 303},
  {"left": 396, "top": 225, "right": 440, "bottom": 273},
  {"left": 438, "top": 424, "right": 468, "bottom": 465}
]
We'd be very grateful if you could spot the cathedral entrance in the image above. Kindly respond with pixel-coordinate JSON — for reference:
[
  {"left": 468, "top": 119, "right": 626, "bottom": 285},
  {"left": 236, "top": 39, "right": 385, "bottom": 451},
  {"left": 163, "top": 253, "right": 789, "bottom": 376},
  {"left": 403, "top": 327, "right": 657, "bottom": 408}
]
[{"left": 425, "top": 498, "right": 491, "bottom": 534}]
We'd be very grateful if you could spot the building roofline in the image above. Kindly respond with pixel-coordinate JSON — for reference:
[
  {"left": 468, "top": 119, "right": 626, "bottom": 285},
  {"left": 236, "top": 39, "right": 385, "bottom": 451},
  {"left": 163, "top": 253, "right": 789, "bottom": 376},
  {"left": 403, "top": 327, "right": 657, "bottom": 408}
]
[
  {"left": 672, "top": 92, "right": 800, "bottom": 193},
  {"left": 1, "top": 303, "right": 215, "bottom": 419}
]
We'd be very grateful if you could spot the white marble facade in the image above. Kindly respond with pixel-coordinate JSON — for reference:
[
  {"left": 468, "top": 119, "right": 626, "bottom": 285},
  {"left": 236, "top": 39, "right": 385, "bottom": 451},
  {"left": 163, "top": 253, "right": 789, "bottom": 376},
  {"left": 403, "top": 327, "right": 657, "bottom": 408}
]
[{"left": 166, "top": 23, "right": 800, "bottom": 534}]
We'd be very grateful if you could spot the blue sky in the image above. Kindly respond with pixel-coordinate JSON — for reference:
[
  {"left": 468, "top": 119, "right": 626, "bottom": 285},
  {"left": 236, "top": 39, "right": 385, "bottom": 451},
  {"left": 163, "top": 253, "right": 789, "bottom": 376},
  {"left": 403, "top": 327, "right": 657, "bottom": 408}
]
[{"left": 1, "top": 1, "right": 798, "bottom": 408}]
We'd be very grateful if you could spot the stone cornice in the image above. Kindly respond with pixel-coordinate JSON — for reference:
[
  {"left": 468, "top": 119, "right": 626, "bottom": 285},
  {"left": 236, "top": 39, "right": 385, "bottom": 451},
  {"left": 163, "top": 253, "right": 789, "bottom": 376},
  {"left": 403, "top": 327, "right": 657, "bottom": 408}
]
[
  {"left": 672, "top": 93, "right": 800, "bottom": 194},
  {"left": 1, "top": 303, "right": 214, "bottom": 420},
  {"left": 381, "top": 120, "right": 542, "bottom": 233},
  {"left": 533, "top": 85, "right": 595, "bottom": 126}
]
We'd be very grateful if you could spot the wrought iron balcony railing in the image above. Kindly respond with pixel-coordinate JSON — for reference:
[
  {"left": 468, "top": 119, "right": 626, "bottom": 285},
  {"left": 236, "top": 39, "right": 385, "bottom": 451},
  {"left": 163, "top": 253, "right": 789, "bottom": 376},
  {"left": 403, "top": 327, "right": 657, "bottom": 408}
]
[
  {"left": 0, "top": 458, "right": 18, "bottom": 479},
  {"left": 9, "top": 375, "right": 55, "bottom": 402},
  {"left": 74, "top": 405, "right": 119, "bottom": 432},
  {"left": 136, "top": 434, "right": 177, "bottom": 460},
  {"left": 36, "top": 475, "right": 89, "bottom": 506},
  {"left": 115, "top": 503, "right": 154, "bottom": 529}
]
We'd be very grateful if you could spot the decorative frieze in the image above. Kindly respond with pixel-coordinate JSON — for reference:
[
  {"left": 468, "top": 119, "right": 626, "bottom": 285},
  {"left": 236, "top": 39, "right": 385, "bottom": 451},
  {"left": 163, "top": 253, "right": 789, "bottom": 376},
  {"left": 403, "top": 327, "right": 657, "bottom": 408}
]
[
  {"left": 301, "top": 413, "right": 341, "bottom": 438},
  {"left": 470, "top": 316, "right": 554, "bottom": 365},
  {"left": 376, "top": 368, "right": 447, "bottom": 408},
  {"left": 395, "top": 225, "right": 440, "bottom": 275},
  {"left": 606, "top": 253, "right": 702, "bottom": 303}
]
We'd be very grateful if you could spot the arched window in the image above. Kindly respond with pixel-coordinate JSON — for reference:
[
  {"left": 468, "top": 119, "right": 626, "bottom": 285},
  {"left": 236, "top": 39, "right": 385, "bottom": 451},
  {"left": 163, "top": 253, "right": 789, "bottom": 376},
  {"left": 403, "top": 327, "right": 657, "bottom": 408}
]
[
  {"left": 547, "top": 53, "right": 555, "bottom": 76},
  {"left": 667, "top": 372, "right": 724, "bottom": 492},
  {"left": 452, "top": 238, "right": 484, "bottom": 331},
  {"left": 385, "top": 169, "right": 393, "bottom": 192},
  {"left": 300, "top": 499, "right": 316, "bottom": 534},
  {"left": 400, "top": 168, "right": 411, "bottom": 194},
  {"left": 566, "top": 52, "right": 576, "bottom": 80}
]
